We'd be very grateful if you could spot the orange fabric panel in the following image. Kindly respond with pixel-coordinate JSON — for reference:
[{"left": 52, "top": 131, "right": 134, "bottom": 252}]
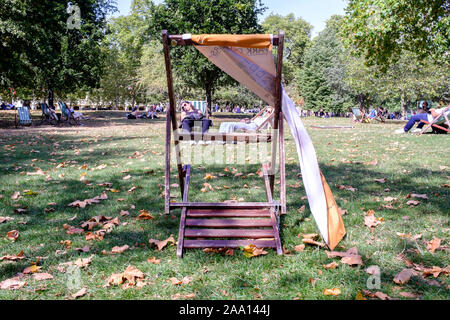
[
  {"left": 191, "top": 34, "right": 272, "bottom": 48},
  {"left": 320, "top": 172, "right": 346, "bottom": 250}
]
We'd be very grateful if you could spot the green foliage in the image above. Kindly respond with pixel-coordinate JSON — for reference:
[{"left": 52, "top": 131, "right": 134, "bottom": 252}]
[
  {"left": 0, "top": 0, "right": 116, "bottom": 105},
  {"left": 297, "top": 16, "right": 353, "bottom": 113},
  {"left": 261, "top": 13, "right": 312, "bottom": 85},
  {"left": 146, "top": 0, "right": 267, "bottom": 113},
  {"left": 342, "top": 0, "right": 450, "bottom": 67}
]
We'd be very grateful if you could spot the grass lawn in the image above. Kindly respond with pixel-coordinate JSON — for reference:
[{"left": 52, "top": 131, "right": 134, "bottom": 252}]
[{"left": 0, "top": 111, "right": 448, "bottom": 300}]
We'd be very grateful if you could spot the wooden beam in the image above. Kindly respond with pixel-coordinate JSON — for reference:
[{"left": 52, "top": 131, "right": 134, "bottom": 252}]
[
  {"left": 279, "top": 113, "right": 286, "bottom": 214},
  {"left": 269, "top": 31, "right": 285, "bottom": 193},
  {"left": 170, "top": 202, "right": 278, "bottom": 209},
  {"left": 162, "top": 30, "right": 184, "bottom": 199},
  {"left": 166, "top": 35, "right": 280, "bottom": 47},
  {"left": 177, "top": 165, "right": 191, "bottom": 258}
]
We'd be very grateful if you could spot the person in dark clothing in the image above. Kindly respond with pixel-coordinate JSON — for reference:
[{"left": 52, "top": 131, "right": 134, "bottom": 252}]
[{"left": 180, "top": 101, "right": 212, "bottom": 134}]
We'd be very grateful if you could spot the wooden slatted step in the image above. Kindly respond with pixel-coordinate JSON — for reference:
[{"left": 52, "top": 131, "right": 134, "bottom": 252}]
[
  {"left": 170, "top": 202, "right": 276, "bottom": 209},
  {"left": 185, "top": 218, "right": 272, "bottom": 228},
  {"left": 187, "top": 209, "right": 271, "bottom": 218},
  {"left": 184, "top": 239, "right": 277, "bottom": 248},
  {"left": 185, "top": 228, "right": 274, "bottom": 238}
]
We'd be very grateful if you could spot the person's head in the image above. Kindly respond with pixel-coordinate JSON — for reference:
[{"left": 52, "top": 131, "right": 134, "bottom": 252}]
[
  {"left": 181, "top": 101, "right": 194, "bottom": 112},
  {"left": 422, "top": 101, "right": 429, "bottom": 109}
]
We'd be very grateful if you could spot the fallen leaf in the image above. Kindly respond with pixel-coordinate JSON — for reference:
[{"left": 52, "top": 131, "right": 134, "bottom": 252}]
[
  {"left": 6, "top": 230, "right": 19, "bottom": 241},
  {"left": 0, "top": 277, "right": 26, "bottom": 290},
  {"left": 0, "top": 217, "right": 14, "bottom": 224},
  {"left": 426, "top": 238, "right": 441, "bottom": 253},
  {"left": 302, "top": 238, "right": 326, "bottom": 247},
  {"left": 324, "top": 262, "right": 339, "bottom": 269},
  {"left": 242, "top": 244, "right": 268, "bottom": 257},
  {"left": 72, "top": 287, "right": 87, "bottom": 299},
  {"left": 323, "top": 288, "right": 341, "bottom": 296},
  {"left": 148, "top": 235, "right": 175, "bottom": 251},
  {"left": 399, "top": 291, "right": 419, "bottom": 299},
  {"left": 341, "top": 255, "right": 363, "bottom": 266},
  {"left": 0, "top": 251, "right": 24, "bottom": 261},
  {"left": 137, "top": 209, "right": 154, "bottom": 220},
  {"left": 111, "top": 245, "right": 130, "bottom": 254},
  {"left": 393, "top": 269, "right": 414, "bottom": 284},
  {"left": 294, "top": 244, "right": 305, "bottom": 252},
  {"left": 147, "top": 257, "right": 161, "bottom": 264},
  {"left": 32, "top": 273, "right": 54, "bottom": 281}
]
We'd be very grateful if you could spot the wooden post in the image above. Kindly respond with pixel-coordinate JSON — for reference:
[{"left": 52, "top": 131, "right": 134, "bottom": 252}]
[
  {"left": 164, "top": 107, "right": 171, "bottom": 214},
  {"left": 279, "top": 112, "right": 286, "bottom": 214},
  {"left": 269, "top": 31, "right": 285, "bottom": 193},
  {"left": 162, "top": 30, "right": 184, "bottom": 202}
]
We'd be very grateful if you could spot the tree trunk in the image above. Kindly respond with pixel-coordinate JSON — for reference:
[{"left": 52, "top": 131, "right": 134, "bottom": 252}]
[
  {"left": 205, "top": 82, "right": 212, "bottom": 117},
  {"left": 48, "top": 87, "right": 54, "bottom": 108},
  {"left": 400, "top": 94, "right": 406, "bottom": 118}
]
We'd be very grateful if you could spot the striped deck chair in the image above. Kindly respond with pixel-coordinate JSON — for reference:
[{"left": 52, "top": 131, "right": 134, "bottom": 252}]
[
  {"left": 189, "top": 101, "right": 207, "bottom": 116},
  {"left": 58, "top": 101, "right": 79, "bottom": 125},
  {"left": 40, "top": 103, "right": 59, "bottom": 125},
  {"left": 15, "top": 106, "right": 32, "bottom": 127},
  {"left": 419, "top": 108, "right": 450, "bottom": 135}
]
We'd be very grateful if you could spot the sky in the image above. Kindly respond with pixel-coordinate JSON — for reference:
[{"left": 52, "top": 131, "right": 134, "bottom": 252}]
[{"left": 112, "top": 0, "right": 347, "bottom": 37}]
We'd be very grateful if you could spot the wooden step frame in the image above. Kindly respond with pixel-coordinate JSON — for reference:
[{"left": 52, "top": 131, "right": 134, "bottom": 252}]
[{"left": 162, "top": 31, "right": 287, "bottom": 258}]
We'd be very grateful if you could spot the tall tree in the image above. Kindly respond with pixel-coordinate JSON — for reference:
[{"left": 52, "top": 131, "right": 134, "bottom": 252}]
[
  {"left": 261, "top": 13, "right": 312, "bottom": 85},
  {"left": 146, "top": 0, "right": 267, "bottom": 114},
  {"left": 342, "top": 0, "right": 450, "bottom": 67},
  {"left": 0, "top": 0, "right": 116, "bottom": 106},
  {"left": 297, "top": 15, "right": 353, "bottom": 113}
]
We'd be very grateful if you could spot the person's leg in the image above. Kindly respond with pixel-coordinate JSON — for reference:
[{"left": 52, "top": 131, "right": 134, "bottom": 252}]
[
  {"left": 403, "top": 114, "right": 428, "bottom": 132},
  {"left": 201, "top": 119, "right": 212, "bottom": 133},
  {"left": 181, "top": 119, "right": 193, "bottom": 132}
]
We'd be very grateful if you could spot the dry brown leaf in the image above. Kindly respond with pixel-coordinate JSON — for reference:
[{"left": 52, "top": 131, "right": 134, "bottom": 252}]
[
  {"left": 6, "top": 230, "right": 19, "bottom": 241},
  {"left": 32, "top": 273, "right": 54, "bottom": 281},
  {"left": 148, "top": 235, "right": 175, "bottom": 251},
  {"left": 302, "top": 238, "right": 326, "bottom": 247},
  {"left": 147, "top": 257, "right": 161, "bottom": 264},
  {"left": 322, "top": 288, "right": 341, "bottom": 296},
  {"left": 111, "top": 245, "right": 129, "bottom": 254},
  {"left": 426, "top": 238, "right": 441, "bottom": 253},
  {"left": 242, "top": 244, "right": 268, "bottom": 257},
  {"left": 0, "top": 216, "right": 14, "bottom": 224},
  {"left": 341, "top": 255, "right": 364, "bottom": 266},
  {"left": 393, "top": 268, "right": 414, "bottom": 284},
  {"left": 0, "top": 277, "right": 26, "bottom": 290},
  {"left": 0, "top": 251, "right": 24, "bottom": 262},
  {"left": 72, "top": 287, "right": 87, "bottom": 299},
  {"left": 294, "top": 244, "right": 305, "bottom": 252},
  {"left": 137, "top": 209, "right": 155, "bottom": 220},
  {"left": 324, "top": 262, "right": 339, "bottom": 269}
]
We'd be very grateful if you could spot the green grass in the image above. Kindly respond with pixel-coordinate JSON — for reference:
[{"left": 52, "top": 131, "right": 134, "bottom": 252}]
[{"left": 0, "top": 112, "right": 448, "bottom": 300}]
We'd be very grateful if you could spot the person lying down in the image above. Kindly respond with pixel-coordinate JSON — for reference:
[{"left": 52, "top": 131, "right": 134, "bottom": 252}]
[{"left": 219, "top": 106, "right": 274, "bottom": 133}]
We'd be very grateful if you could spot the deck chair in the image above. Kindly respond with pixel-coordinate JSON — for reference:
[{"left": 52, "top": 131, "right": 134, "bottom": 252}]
[
  {"left": 418, "top": 109, "right": 450, "bottom": 135},
  {"left": 351, "top": 108, "right": 370, "bottom": 123},
  {"left": 58, "top": 101, "right": 80, "bottom": 125},
  {"left": 40, "top": 103, "right": 59, "bottom": 125},
  {"left": 189, "top": 101, "right": 207, "bottom": 116},
  {"left": 238, "top": 106, "right": 274, "bottom": 132},
  {"left": 15, "top": 106, "right": 32, "bottom": 127}
]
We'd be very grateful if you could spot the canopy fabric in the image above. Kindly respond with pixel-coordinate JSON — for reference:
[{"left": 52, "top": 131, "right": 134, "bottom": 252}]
[
  {"left": 192, "top": 37, "right": 346, "bottom": 249},
  {"left": 191, "top": 34, "right": 273, "bottom": 49}
]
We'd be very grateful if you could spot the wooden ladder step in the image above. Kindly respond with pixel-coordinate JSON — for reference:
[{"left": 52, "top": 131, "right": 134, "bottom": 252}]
[
  {"left": 187, "top": 209, "right": 271, "bottom": 218},
  {"left": 170, "top": 202, "right": 276, "bottom": 209},
  {"left": 184, "top": 239, "right": 277, "bottom": 248},
  {"left": 185, "top": 218, "right": 272, "bottom": 228},
  {"left": 185, "top": 228, "right": 274, "bottom": 238}
]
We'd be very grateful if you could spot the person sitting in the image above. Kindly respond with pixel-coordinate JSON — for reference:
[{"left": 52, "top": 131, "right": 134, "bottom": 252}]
[
  {"left": 219, "top": 106, "right": 274, "bottom": 134},
  {"left": 395, "top": 102, "right": 449, "bottom": 133},
  {"left": 180, "top": 101, "right": 212, "bottom": 134}
]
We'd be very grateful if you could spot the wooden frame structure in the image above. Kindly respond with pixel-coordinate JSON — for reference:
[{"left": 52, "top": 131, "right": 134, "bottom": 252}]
[{"left": 162, "top": 30, "right": 286, "bottom": 257}]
